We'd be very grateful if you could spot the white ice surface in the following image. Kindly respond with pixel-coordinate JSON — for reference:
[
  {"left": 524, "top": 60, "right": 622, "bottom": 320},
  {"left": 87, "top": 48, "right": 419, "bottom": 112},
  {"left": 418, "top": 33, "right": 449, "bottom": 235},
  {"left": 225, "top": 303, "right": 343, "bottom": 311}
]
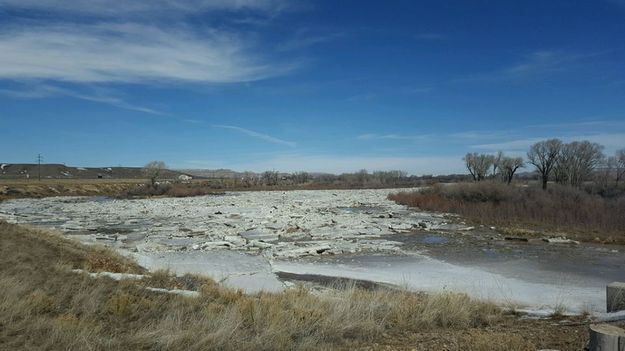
[
  {"left": 130, "top": 250, "right": 285, "bottom": 293},
  {"left": 272, "top": 254, "right": 606, "bottom": 314}
]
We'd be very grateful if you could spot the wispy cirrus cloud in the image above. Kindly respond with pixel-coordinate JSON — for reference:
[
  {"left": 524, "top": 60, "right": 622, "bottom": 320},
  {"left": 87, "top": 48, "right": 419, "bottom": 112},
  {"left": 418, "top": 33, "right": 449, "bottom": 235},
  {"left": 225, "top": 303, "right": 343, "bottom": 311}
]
[
  {"left": 0, "top": 0, "right": 290, "bottom": 17},
  {"left": 0, "top": 23, "right": 295, "bottom": 84},
  {"left": 455, "top": 50, "right": 609, "bottom": 83},
  {"left": 277, "top": 28, "right": 346, "bottom": 51},
  {"left": 358, "top": 119, "right": 625, "bottom": 155},
  {"left": 471, "top": 133, "right": 625, "bottom": 153},
  {"left": 183, "top": 154, "right": 463, "bottom": 175},
  {"left": 503, "top": 50, "right": 577, "bottom": 78},
  {"left": 213, "top": 125, "right": 296, "bottom": 147},
  {"left": 523, "top": 119, "right": 625, "bottom": 130},
  {"left": 0, "top": 84, "right": 165, "bottom": 115},
  {"left": 357, "top": 133, "right": 431, "bottom": 141}
]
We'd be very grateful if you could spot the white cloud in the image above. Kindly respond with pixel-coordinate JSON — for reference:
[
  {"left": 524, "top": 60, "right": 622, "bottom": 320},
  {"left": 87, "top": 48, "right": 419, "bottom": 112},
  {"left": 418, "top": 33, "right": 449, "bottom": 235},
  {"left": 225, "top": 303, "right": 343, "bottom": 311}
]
[
  {"left": 277, "top": 29, "right": 345, "bottom": 51},
  {"left": 470, "top": 137, "right": 546, "bottom": 152},
  {"left": 213, "top": 125, "right": 296, "bottom": 147},
  {"left": 471, "top": 133, "right": 625, "bottom": 153},
  {"left": 455, "top": 50, "right": 608, "bottom": 84},
  {"left": 189, "top": 154, "right": 464, "bottom": 175},
  {"left": 504, "top": 50, "right": 568, "bottom": 77},
  {"left": 523, "top": 119, "right": 625, "bottom": 130},
  {"left": 0, "top": 23, "right": 294, "bottom": 84},
  {"left": 446, "top": 130, "right": 513, "bottom": 140},
  {"left": 0, "top": 0, "right": 287, "bottom": 17},
  {"left": 357, "top": 133, "right": 430, "bottom": 141}
]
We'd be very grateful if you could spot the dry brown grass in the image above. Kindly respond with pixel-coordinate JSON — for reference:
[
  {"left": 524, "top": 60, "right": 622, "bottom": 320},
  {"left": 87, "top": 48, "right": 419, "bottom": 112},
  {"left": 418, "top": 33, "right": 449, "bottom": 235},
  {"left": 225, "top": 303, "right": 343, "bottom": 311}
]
[
  {"left": 461, "top": 331, "right": 534, "bottom": 351},
  {"left": 390, "top": 182, "right": 625, "bottom": 243},
  {"left": 0, "top": 178, "right": 146, "bottom": 186},
  {"left": 0, "top": 180, "right": 140, "bottom": 202},
  {"left": 141, "top": 269, "right": 216, "bottom": 291},
  {"left": 0, "top": 220, "right": 593, "bottom": 350}
]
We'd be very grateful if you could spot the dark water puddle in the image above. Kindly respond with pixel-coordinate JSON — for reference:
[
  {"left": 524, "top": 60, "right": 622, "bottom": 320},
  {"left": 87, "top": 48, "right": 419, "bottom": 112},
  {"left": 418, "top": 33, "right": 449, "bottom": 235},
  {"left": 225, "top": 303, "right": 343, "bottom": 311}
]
[
  {"left": 91, "top": 196, "right": 113, "bottom": 203},
  {"left": 35, "top": 220, "right": 67, "bottom": 226},
  {"left": 276, "top": 271, "right": 395, "bottom": 290},
  {"left": 389, "top": 229, "right": 625, "bottom": 284},
  {"left": 95, "top": 226, "right": 134, "bottom": 234},
  {"left": 337, "top": 206, "right": 385, "bottom": 214},
  {"left": 421, "top": 235, "right": 449, "bottom": 244}
]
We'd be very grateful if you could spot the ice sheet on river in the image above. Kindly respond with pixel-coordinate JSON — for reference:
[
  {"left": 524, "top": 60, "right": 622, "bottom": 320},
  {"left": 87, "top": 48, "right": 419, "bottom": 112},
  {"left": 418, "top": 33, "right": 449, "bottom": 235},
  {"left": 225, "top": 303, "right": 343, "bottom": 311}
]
[
  {"left": 0, "top": 189, "right": 443, "bottom": 257},
  {"left": 273, "top": 255, "right": 606, "bottom": 314}
]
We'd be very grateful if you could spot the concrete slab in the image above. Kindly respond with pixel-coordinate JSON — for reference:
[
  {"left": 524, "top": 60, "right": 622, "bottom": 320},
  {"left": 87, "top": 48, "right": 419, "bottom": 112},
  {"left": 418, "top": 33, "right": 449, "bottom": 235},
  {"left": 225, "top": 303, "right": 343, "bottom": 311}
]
[{"left": 608, "top": 282, "right": 625, "bottom": 313}]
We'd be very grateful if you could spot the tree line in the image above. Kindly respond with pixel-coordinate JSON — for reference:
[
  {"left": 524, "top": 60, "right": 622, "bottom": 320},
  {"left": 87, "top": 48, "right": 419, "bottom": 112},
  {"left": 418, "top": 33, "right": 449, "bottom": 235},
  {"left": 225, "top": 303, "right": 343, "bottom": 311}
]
[{"left": 464, "top": 139, "right": 625, "bottom": 190}]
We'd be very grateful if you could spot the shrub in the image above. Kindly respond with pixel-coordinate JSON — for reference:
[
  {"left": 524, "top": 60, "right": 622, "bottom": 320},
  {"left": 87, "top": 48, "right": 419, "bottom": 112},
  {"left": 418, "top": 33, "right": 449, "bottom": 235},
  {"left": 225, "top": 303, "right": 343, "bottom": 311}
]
[{"left": 389, "top": 182, "right": 625, "bottom": 243}]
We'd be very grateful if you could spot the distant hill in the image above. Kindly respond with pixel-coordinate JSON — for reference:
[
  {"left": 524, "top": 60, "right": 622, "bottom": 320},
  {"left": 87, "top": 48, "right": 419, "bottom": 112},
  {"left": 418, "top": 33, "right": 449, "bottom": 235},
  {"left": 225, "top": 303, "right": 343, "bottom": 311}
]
[
  {"left": 178, "top": 169, "right": 307, "bottom": 179},
  {"left": 0, "top": 163, "right": 192, "bottom": 180},
  {"left": 177, "top": 169, "right": 257, "bottom": 179}
]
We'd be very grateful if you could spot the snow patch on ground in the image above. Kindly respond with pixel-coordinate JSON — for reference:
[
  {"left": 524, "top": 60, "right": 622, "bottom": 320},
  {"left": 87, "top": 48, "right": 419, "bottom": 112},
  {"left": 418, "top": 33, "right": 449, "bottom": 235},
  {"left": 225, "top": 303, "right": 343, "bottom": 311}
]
[{"left": 129, "top": 250, "right": 285, "bottom": 293}]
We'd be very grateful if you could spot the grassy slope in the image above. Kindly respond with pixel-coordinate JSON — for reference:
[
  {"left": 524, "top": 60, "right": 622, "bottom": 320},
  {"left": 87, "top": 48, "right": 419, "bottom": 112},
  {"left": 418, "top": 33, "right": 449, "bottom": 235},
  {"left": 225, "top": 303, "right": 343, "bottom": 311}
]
[
  {"left": 0, "top": 221, "right": 592, "bottom": 350},
  {"left": 0, "top": 179, "right": 141, "bottom": 202}
]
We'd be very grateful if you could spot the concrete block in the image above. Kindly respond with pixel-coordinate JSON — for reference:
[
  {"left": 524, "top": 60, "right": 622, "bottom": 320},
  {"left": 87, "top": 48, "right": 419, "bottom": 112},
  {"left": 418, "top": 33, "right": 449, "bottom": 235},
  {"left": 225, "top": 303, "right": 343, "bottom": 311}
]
[
  {"left": 607, "top": 282, "right": 625, "bottom": 313},
  {"left": 588, "top": 324, "right": 625, "bottom": 351}
]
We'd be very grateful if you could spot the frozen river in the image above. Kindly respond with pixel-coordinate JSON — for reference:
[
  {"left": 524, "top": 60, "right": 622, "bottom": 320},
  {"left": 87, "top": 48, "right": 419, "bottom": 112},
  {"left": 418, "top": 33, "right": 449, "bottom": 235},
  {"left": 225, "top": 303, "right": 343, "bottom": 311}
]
[{"left": 1, "top": 188, "right": 623, "bottom": 314}]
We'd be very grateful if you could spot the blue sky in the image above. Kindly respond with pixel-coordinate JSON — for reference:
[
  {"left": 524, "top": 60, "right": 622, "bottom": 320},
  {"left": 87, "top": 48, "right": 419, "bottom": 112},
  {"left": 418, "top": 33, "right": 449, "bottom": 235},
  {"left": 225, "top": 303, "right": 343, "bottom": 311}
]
[{"left": 1, "top": 0, "right": 624, "bottom": 174}]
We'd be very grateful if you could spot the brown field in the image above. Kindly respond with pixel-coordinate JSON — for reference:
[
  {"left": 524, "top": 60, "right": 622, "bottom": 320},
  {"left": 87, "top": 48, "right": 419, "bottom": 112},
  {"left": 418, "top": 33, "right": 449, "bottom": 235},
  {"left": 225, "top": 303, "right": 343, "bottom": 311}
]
[
  {"left": 0, "top": 221, "right": 601, "bottom": 350},
  {"left": 0, "top": 178, "right": 420, "bottom": 202},
  {"left": 0, "top": 179, "right": 143, "bottom": 202},
  {"left": 389, "top": 182, "right": 625, "bottom": 244},
  {"left": 0, "top": 178, "right": 147, "bottom": 185}
]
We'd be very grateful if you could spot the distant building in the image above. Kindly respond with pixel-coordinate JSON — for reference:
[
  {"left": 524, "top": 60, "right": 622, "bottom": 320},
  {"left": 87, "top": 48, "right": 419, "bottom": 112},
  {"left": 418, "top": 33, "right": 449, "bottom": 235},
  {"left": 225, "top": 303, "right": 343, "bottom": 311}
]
[{"left": 178, "top": 174, "right": 192, "bottom": 182}]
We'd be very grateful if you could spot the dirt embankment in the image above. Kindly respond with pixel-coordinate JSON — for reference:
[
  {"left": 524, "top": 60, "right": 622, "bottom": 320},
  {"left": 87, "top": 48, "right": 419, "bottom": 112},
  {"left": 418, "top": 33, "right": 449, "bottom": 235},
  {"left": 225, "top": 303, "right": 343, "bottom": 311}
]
[
  {"left": 0, "top": 180, "right": 140, "bottom": 202},
  {"left": 0, "top": 179, "right": 422, "bottom": 202},
  {"left": 0, "top": 163, "right": 187, "bottom": 180}
]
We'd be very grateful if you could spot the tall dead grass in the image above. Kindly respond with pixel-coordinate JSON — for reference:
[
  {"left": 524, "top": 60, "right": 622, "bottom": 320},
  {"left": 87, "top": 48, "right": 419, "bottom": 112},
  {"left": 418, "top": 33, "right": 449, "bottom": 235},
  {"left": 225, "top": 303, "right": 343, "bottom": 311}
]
[{"left": 389, "top": 182, "right": 625, "bottom": 243}]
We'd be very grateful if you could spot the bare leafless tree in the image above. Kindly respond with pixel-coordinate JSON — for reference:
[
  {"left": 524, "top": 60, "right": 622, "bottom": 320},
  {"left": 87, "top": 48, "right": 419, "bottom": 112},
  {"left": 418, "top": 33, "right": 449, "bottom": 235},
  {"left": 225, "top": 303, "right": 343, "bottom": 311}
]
[
  {"left": 464, "top": 153, "right": 478, "bottom": 181},
  {"left": 617, "top": 149, "right": 625, "bottom": 185},
  {"left": 262, "top": 170, "right": 280, "bottom": 186},
  {"left": 492, "top": 150, "right": 503, "bottom": 177},
  {"left": 557, "top": 141, "right": 604, "bottom": 187},
  {"left": 527, "top": 139, "right": 562, "bottom": 190},
  {"left": 144, "top": 161, "right": 167, "bottom": 187},
  {"left": 553, "top": 142, "right": 576, "bottom": 185},
  {"left": 597, "top": 156, "right": 616, "bottom": 188},
  {"left": 499, "top": 156, "right": 524, "bottom": 184},
  {"left": 355, "top": 169, "right": 369, "bottom": 185},
  {"left": 292, "top": 172, "right": 310, "bottom": 184},
  {"left": 464, "top": 153, "right": 495, "bottom": 181},
  {"left": 370, "top": 170, "right": 407, "bottom": 185}
]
